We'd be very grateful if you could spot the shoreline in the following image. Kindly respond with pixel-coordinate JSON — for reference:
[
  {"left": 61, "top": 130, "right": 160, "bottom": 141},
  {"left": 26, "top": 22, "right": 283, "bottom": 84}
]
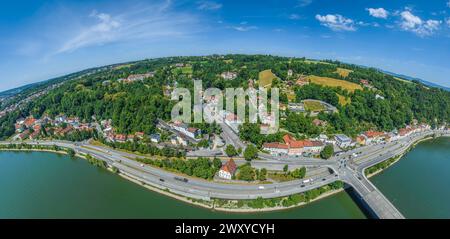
[
  {"left": 0, "top": 135, "right": 443, "bottom": 214},
  {"left": 365, "top": 136, "right": 434, "bottom": 178}
]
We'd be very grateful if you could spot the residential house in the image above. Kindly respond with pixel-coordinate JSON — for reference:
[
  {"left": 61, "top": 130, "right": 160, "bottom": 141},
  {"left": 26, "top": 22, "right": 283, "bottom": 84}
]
[
  {"left": 287, "top": 103, "right": 305, "bottom": 113},
  {"left": 177, "top": 135, "right": 188, "bottom": 146},
  {"left": 150, "top": 134, "right": 161, "bottom": 143},
  {"left": 115, "top": 134, "right": 127, "bottom": 143},
  {"left": 172, "top": 122, "right": 201, "bottom": 139},
  {"left": 262, "top": 142, "right": 289, "bottom": 155},
  {"left": 135, "top": 132, "right": 145, "bottom": 139},
  {"left": 356, "top": 135, "right": 366, "bottom": 146},
  {"left": 170, "top": 135, "right": 178, "bottom": 145},
  {"left": 18, "top": 130, "right": 30, "bottom": 140},
  {"left": 303, "top": 140, "right": 324, "bottom": 154},
  {"left": 363, "top": 131, "right": 385, "bottom": 144},
  {"left": 23, "top": 117, "right": 36, "bottom": 128},
  {"left": 287, "top": 69, "right": 293, "bottom": 77},
  {"left": 218, "top": 159, "right": 237, "bottom": 180},
  {"left": 312, "top": 119, "right": 327, "bottom": 127},
  {"left": 296, "top": 76, "right": 309, "bottom": 86},
  {"left": 335, "top": 134, "right": 353, "bottom": 148},
  {"left": 220, "top": 71, "right": 237, "bottom": 80}
]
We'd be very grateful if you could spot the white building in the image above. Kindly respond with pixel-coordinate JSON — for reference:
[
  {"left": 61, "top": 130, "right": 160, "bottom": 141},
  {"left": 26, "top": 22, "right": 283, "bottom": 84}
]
[
  {"left": 218, "top": 159, "right": 237, "bottom": 180},
  {"left": 335, "top": 134, "right": 353, "bottom": 148},
  {"left": 262, "top": 142, "right": 289, "bottom": 155}
]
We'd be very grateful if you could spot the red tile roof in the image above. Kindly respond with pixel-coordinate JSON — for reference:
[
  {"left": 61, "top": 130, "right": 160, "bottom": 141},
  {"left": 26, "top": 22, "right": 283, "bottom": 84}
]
[
  {"left": 221, "top": 159, "right": 237, "bottom": 174},
  {"left": 263, "top": 142, "right": 289, "bottom": 149},
  {"left": 364, "top": 131, "right": 384, "bottom": 138}
]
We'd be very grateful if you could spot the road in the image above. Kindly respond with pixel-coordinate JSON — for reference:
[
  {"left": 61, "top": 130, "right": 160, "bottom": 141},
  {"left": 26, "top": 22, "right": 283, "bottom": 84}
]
[{"left": 1, "top": 129, "right": 448, "bottom": 218}]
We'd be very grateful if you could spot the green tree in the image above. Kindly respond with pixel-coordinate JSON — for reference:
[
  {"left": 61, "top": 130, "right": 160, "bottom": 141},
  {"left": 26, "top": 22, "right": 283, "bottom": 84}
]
[
  {"left": 243, "top": 144, "right": 258, "bottom": 161},
  {"left": 67, "top": 148, "right": 76, "bottom": 158},
  {"left": 283, "top": 164, "right": 289, "bottom": 174},
  {"left": 237, "top": 164, "right": 256, "bottom": 181},
  {"left": 258, "top": 168, "right": 267, "bottom": 181},
  {"left": 225, "top": 144, "right": 237, "bottom": 157},
  {"left": 213, "top": 157, "right": 222, "bottom": 170},
  {"left": 290, "top": 167, "right": 306, "bottom": 179},
  {"left": 320, "top": 144, "right": 334, "bottom": 159}
]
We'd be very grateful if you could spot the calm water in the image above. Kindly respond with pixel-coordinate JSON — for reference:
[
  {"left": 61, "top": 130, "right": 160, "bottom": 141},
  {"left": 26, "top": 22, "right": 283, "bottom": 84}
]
[
  {"left": 0, "top": 151, "right": 365, "bottom": 219},
  {"left": 371, "top": 137, "right": 450, "bottom": 219},
  {"left": 2, "top": 137, "right": 447, "bottom": 219}
]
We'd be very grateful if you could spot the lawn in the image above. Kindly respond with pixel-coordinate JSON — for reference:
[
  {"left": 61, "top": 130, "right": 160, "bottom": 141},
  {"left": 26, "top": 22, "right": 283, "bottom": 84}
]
[
  {"left": 335, "top": 68, "right": 353, "bottom": 77},
  {"left": 303, "top": 59, "right": 333, "bottom": 65},
  {"left": 337, "top": 93, "right": 351, "bottom": 106},
  {"left": 171, "top": 66, "right": 193, "bottom": 75},
  {"left": 267, "top": 172, "right": 295, "bottom": 182},
  {"left": 303, "top": 100, "right": 325, "bottom": 112},
  {"left": 394, "top": 76, "right": 413, "bottom": 84},
  {"left": 258, "top": 69, "right": 277, "bottom": 88},
  {"left": 114, "top": 63, "right": 134, "bottom": 70},
  {"left": 306, "top": 75, "right": 363, "bottom": 93},
  {"left": 287, "top": 91, "right": 296, "bottom": 102}
]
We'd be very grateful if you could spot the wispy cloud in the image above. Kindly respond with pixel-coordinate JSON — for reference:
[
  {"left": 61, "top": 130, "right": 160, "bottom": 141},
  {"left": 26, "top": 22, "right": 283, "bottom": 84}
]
[
  {"left": 296, "top": 0, "right": 312, "bottom": 7},
  {"left": 366, "top": 8, "right": 389, "bottom": 19},
  {"left": 447, "top": 0, "right": 450, "bottom": 8},
  {"left": 57, "top": 11, "right": 121, "bottom": 53},
  {"left": 231, "top": 26, "right": 258, "bottom": 32},
  {"left": 398, "top": 10, "right": 441, "bottom": 37},
  {"left": 229, "top": 21, "right": 257, "bottom": 32},
  {"left": 197, "top": 1, "right": 222, "bottom": 11},
  {"left": 315, "top": 14, "right": 356, "bottom": 31},
  {"left": 289, "top": 14, "right": 301, "bottom": 20},
  {"left": 56, "top": 1, "right": 199, "bottom": 54}
]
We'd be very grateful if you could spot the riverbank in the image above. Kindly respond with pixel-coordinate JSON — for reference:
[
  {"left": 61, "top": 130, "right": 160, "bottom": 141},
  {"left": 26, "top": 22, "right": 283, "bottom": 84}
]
[
  {"left": 365, "top": 135, "right": 434, "bottom": 178},
  {"left": 0, "top": 134, "right": 443, "bottom": 214}
]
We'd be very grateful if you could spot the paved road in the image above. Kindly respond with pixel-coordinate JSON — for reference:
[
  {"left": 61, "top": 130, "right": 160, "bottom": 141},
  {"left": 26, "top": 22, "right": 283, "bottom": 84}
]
[{"left": 1, "top": 129, "right": 448, "bottom": 218}]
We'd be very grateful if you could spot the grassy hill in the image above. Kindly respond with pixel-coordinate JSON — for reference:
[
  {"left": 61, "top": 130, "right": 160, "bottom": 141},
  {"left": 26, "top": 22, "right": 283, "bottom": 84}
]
[
  {"left": 305, "top": 75, "right": 362, "bottom": 93},
  {"left": 258, "top": 70, "right": 277, "bottom": 88}
]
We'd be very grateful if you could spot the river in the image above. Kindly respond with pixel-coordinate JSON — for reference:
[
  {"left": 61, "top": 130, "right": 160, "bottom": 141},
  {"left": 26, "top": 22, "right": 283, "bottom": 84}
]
[{"left": 0, "top": 137, "right": 448, "bottom": 218}]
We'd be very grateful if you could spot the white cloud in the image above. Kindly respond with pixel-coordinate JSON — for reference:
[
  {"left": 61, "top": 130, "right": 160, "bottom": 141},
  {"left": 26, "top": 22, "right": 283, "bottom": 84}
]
[
  {"left": 297, "top": 0, "right": 312, "bottom": 7},
  {"left": 56, "top": 1, "right": 199, "bottom": 54},
  {"left": 231, "top": 26, "right": 258, "bottom": 32},
  {"left": 446, "top": 18, "right": 450, "bottom": 27},
  {"left": 367, "top": 8, "right": 389, "bottom": 19},
  {"left": 58, "top": 12, "right": 120, "bottom": 53},
  {"left": 315, "top": 14, "right": 356, "bottom": 31},
  {"left": 289, "top": 14, "right": 301, "bottom": 20},
  {"left": 197, "top": 1, "right": 222, "bottom": 10},
  {"left": 447, "top": 0, "right": 450, "bottom": 8},
  {"left": 399, "top": 11, "right": 441, "bottom": 37}
]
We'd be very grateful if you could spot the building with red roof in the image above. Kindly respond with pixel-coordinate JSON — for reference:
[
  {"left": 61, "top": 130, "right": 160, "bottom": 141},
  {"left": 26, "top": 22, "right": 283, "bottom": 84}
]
[{"left": 218, "top": 159, "right": 237, "bottom": 180}]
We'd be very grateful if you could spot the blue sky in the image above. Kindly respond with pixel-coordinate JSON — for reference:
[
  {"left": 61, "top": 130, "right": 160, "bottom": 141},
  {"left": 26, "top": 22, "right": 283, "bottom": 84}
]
[{"left": 1, "top": 0, "right": 449, "bottom": 91}]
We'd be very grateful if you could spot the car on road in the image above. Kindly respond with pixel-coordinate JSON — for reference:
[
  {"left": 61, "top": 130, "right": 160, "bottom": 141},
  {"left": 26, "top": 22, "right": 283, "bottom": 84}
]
[
  {"left": 258, "top": 186, "right": 265, "bottom": 190},
  {"left": 159, "top": 178, "right": 165, "bottom": 182},
  {"left": 300, "top": 184, "right": 305, "bottom": 188},
  {"left": 174, "top": 177, "right": 189, "bottom": 183},
  {"left": 140, "top": 164, "right": 144, "bottom": 167}
]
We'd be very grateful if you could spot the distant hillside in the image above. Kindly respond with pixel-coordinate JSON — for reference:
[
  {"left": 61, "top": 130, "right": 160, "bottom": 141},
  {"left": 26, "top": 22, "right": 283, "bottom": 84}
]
[
  {"left": 0, "top": 65, "right": 117, "bottom": 100},
  {"left": 380, "top": 70, "right": 450, "bottom": 92}
]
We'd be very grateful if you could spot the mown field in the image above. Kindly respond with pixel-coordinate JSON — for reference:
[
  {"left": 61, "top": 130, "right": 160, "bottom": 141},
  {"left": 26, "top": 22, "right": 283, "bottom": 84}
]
[
  {"left": 303, "top": 100, "right": 325, "bottom": 112},
  {"left": 258, "top": 69, "right": 277, "bottom": 88},
  {"left": 172, "top": 66, "right": 193, "bottom": 75},
  {"left": 337, "top": 94, "right": 351, "bottom": 106},
  {"left": 335, "top": 68, "right": 353, "bottom": 77},
  {"left": 305, "top": 75, "right": 363, "bottom": 93}
]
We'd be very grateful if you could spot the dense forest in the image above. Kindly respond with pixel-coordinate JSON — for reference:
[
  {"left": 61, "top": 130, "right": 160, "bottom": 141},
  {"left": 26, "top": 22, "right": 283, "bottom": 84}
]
[{"left": 0, "top": 54, "right": 449, "bottom": 140}]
